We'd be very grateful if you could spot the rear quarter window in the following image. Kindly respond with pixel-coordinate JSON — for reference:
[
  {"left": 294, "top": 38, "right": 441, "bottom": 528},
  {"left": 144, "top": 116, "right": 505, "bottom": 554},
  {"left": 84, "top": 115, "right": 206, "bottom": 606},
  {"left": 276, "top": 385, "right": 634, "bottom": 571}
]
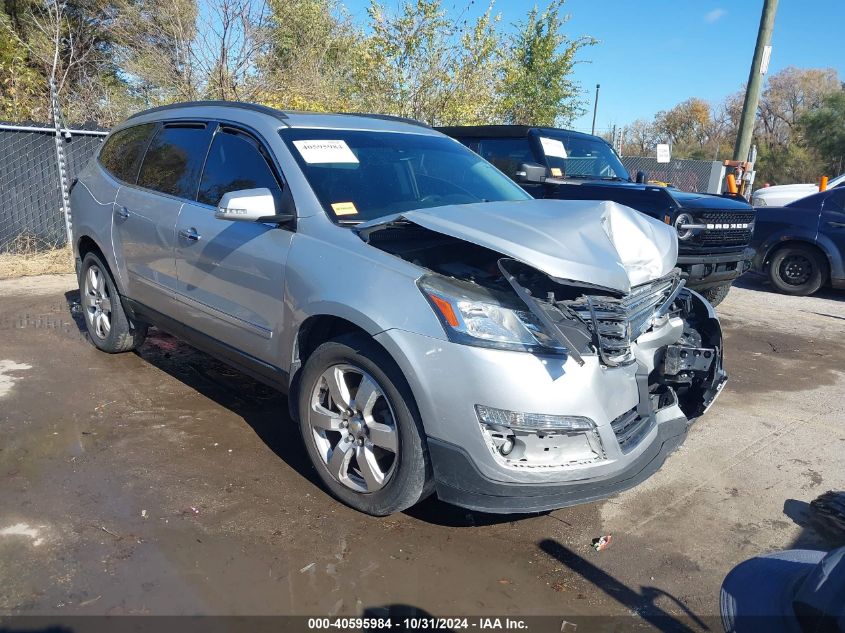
[{"left": 98, "top": 123, "right": 156, "bottom": 183}]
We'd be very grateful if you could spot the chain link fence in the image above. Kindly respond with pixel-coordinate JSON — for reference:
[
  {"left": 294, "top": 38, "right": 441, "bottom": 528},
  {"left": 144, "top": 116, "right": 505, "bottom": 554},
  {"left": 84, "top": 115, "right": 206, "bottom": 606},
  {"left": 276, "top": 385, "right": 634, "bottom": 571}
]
[
  {"left": 0, "top": 122, "right": 107, "bottom": 255},
  {"left": 620, "top": 156, "right": 725, "bottom": 194}
]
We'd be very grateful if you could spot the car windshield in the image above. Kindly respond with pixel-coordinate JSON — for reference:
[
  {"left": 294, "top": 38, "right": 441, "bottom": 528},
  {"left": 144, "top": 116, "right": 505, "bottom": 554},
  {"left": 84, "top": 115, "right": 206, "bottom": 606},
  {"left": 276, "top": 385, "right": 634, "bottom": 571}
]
[
  {"left": 536, "top": 132, "right": 630, "bottom": 181},
  {"left": 281, "top": 128, "right": 531, "bottom": 223}
]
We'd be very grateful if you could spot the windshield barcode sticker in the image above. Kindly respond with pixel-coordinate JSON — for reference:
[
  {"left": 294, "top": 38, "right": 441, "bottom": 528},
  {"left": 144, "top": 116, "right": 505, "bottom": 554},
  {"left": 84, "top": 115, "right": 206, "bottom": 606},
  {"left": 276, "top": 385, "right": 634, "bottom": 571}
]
[
  {"left": 539, "top": 137, "right": 567, "bottom": 159},
  {"left": 331, "top": 202, "right": 358, "bottom": 216},
  {"left": 293, "top": 140, "right": 359, "bottom": 164}
]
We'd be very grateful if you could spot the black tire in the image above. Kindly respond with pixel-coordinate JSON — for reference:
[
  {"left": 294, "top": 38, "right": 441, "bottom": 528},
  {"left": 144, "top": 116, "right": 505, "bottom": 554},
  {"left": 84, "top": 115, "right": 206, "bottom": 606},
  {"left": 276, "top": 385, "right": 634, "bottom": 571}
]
[
  {"left": 768, "top": 244, "right": 827, "bottom": 296},
  {"left": 297, "top": 333, "right": 433, "bottom": 516},
  {"left": 699, "top": 282, "right": 731, "bottom": 307},
  {"left": 78, "top": 252, "right": 147, "bottom": 353}
]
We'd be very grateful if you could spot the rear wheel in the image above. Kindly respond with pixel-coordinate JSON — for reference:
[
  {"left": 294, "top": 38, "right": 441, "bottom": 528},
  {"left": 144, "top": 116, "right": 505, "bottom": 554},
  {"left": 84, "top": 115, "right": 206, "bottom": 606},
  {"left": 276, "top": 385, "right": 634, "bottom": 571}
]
[
  {"left": 79, "top": 252, "right": 147, "bottom": 352},
  {"left": 768, "top": 244, "right": 826, "bottom": 296},
  {"left": 297, "top": 334, "right": 432, "bottom": 516},
  {"left": 699, "top": 282, "right": 731, "bottom": 307}
]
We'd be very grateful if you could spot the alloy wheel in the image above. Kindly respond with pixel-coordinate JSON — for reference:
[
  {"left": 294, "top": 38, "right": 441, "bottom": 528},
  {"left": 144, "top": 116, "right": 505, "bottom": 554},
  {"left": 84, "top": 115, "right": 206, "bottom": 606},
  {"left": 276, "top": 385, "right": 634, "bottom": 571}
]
[
  {"left": 83, "top": 264, "right": 112, "bottom": 339},
  {"left": 308, "top": 364, "right": 399, "bottom": 493}
]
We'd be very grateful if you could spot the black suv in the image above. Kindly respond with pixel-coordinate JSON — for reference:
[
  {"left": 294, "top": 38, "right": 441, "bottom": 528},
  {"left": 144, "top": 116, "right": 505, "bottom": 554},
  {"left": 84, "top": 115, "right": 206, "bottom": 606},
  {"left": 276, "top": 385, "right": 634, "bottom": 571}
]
[{"left": 439, "top": 125, "right": 756, "bottom": 306}]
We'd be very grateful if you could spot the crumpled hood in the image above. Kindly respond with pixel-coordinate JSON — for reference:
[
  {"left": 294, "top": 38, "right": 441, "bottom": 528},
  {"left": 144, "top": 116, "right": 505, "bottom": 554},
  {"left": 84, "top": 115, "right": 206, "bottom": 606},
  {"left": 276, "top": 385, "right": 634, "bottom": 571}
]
[{"left": 359, "top": 199, "right": 678, "bottom": 293}]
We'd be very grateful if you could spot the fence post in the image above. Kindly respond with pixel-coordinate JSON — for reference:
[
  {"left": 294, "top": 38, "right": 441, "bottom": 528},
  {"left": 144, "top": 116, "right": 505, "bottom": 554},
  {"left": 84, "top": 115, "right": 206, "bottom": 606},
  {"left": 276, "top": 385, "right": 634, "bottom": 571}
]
[{"left": 50, "top": 79, "right": 73, "bottom": 248}]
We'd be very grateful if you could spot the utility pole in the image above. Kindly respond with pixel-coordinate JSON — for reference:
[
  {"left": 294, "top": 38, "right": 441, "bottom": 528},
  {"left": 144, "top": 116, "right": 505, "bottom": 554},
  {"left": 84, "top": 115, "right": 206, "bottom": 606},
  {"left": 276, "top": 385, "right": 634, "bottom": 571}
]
[
  {"left": 733, "top": 0, "right": 778, "bottom": 162},
  {"left": 591, "top": 84, "right": 600, "bottom": 135}
]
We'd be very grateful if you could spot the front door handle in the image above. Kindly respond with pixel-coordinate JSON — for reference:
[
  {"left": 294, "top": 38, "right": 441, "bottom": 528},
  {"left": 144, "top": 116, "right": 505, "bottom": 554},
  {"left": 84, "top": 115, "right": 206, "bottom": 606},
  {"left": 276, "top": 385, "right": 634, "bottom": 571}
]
[
  {"left": 115, "top": 206, "right": 130, "bottom": 220},
  {"left": 178, "top": 227, "right": 201, "bottom": 242},
  {"left": 828, "top": 221, "right": 845, "bottom": 228}
]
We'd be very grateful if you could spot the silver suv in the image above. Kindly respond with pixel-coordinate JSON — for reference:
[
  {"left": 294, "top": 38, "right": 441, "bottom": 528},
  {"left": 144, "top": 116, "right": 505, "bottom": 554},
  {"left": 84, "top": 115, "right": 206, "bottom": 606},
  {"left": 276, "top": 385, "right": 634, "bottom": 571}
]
[{"left": 71, "top": 102, "right": 727, "bottom": 516}]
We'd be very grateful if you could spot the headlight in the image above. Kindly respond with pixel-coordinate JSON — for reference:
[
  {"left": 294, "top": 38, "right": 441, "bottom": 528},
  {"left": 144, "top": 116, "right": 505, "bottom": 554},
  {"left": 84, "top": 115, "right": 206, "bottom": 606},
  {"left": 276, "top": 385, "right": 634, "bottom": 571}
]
[
  {"left": 673, "top": 212, "right": 696, "bottom": 240},
  {"left": 752, "top": 197, "right": 766, "bottom": 207},
  {"left": 418, "top": 274, "right": 566, "bottom": 353}
]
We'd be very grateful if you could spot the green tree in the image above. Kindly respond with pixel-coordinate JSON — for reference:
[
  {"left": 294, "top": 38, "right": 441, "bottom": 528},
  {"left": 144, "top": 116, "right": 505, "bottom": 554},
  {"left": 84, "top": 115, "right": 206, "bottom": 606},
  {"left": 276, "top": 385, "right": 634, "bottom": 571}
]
[
  {"left": 496, "top": 0, "right": 595, "bottom": 126},
  {"left": 653, "top": 98, "right": 712, "bottom": 158},
  {"left": 0, "top": 10, "right": 42, "bottom": 119},
  {"left": 798, "top": 90, "right": 845, "bottom": 177},
  {"left": 262, "top": 0, "right": 363, "bottom": 111},
  {"left": 360, "top": 0, "right": 452, "bottom": 121}
]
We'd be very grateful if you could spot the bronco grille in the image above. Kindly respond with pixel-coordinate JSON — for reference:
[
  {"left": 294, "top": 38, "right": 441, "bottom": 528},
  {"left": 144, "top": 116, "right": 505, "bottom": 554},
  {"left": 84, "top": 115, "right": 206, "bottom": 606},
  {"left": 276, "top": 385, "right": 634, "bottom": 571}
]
[
  {"left": 693, "top": 210, "right": 755, "bottom": 248},
  {"left": 560, "top": 273, "right": 680, "bottom": 366}
]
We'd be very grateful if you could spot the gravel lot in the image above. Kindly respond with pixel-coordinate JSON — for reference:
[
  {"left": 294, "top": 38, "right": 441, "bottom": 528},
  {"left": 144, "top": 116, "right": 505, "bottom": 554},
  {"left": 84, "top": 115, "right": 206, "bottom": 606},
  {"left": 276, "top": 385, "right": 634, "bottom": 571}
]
[{"left": 0, "top": 273, "right": 843, "bottom": 626}]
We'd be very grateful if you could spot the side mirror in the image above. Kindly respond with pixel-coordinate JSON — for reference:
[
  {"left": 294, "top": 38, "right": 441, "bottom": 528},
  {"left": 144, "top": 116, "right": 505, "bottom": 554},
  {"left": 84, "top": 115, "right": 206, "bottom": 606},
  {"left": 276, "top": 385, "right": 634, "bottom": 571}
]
[
  {"left": 515, "top": 162, "right": 548, "bottom": 184},
  {"left": 636, "top": 171, "right": 648, "bottom": 184},
  {"left": 215, "top": 188, "right": 294, "bottom": 224}
]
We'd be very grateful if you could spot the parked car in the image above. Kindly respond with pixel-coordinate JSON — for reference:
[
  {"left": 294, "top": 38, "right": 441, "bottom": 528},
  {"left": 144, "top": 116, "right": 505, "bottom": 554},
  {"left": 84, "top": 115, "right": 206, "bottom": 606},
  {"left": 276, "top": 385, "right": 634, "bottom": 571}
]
[
  {"left": 71, "top": 102, "right": 727, "bottom": 516},
  {"left": 438, "top": 125, "right": 756, "bottom": 306},
  {"left": 751, "top": 173, "right": 845, "bottom": 208},
  {"left": 751, "top": 186, "right": 845, "bottom": 295}
]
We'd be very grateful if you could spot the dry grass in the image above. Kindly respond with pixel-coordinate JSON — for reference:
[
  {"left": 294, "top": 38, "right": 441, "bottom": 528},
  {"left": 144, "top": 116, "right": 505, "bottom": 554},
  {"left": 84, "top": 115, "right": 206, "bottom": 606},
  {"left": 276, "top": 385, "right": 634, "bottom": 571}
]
[{"left": 0, "top": 239, "right": 74, "bottom": 280}]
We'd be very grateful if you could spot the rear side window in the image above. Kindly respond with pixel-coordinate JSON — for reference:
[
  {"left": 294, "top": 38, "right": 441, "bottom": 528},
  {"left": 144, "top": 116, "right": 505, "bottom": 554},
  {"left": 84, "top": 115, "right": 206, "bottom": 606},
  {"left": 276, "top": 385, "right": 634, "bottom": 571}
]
[
  {"left": 197, "top": 128, "right": 283, "bottom": 206},
  {"left": 98, "top": 123, "right": 156, "bottom": 183},
  {"left": 475, "top": 138, "right": 536, "bottom": 178},
  {"left": 137, "top": 124, "right": 212, "bottom": 199}
]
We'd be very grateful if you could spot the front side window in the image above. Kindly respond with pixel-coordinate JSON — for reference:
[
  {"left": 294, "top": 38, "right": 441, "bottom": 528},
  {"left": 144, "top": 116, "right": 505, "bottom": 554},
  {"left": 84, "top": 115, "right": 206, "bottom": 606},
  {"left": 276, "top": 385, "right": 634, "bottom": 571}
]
[
  {"left": 98, "top": 123, "right": 156, "bottom": 183},
  {"left": 197, "top": 128, "right": 283, "bottom": 206},
  {"left": 824, "top": 189, "right": 845, "bottom": 213},
  {"left": 281, "top": 129, "right": 531, "bottom": 223},
  {"left": 137, "top": 123, "right": 212, "bottom": 199},
  {"left": 474, "top": 138, "right": 536, "bottom": 178},
  {"left": 535, "top": 132, "right": 629, "bottom": 181}
]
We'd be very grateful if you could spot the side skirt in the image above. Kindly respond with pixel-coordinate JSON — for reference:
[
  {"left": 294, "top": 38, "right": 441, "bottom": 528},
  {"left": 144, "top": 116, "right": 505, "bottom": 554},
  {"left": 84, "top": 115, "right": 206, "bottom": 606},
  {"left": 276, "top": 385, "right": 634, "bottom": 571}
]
[{"left": 124, "top": 298, "right": 289, "bottom": 394}]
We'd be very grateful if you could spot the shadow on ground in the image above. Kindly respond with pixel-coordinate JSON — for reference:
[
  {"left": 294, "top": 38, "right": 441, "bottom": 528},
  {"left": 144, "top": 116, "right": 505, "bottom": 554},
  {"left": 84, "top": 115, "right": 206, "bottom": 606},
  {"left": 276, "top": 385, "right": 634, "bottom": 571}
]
[{"left": 539, "top": 539, "right": 710, "bottom": 633}]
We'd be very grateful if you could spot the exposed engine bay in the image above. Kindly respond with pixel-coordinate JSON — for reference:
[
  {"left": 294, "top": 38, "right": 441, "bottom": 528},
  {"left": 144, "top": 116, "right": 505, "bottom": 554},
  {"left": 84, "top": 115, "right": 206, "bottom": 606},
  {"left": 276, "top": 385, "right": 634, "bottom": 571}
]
[{"left": 363, "top": 220, "right": 727, "bottom": 468}]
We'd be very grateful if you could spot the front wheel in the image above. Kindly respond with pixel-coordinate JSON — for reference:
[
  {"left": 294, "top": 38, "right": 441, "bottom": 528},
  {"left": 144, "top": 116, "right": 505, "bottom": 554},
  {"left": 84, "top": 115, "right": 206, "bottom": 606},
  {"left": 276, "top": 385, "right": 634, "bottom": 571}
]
[
  {"left": 768, "top": 245, "right": 826, "bottom": 296},
  {"left": 699, "top": 282, "right": 732, "bottom": 307},
  {"left": 297, "top": 334, "right": 433, "bottom": 516}
]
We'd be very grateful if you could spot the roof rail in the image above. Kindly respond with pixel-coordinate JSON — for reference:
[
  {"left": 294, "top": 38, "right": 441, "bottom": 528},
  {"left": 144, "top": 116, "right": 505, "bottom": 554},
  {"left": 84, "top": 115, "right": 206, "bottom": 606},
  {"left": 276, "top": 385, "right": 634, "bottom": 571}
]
[
  {"left": 338, "top": 112, "right": 431, "bottom": 129},
  {"left": 126, "top": 101, "right": 432, "bottom": 130},
  {"left": 126, "top": 100, "right": 289, "bottom": 122}
]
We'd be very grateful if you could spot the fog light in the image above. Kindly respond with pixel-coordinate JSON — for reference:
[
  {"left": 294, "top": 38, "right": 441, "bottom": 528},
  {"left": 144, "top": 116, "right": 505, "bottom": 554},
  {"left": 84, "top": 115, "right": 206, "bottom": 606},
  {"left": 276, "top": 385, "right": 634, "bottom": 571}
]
[{"left": 475, "top": 405, "right": 595, "bottom": 432}]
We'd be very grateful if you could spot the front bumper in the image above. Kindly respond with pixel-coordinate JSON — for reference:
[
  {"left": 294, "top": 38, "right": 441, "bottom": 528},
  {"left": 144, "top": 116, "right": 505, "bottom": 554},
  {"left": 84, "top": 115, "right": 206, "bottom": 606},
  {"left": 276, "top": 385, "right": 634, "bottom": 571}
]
[
  {"left": 676, "top": 247, "right": 755, "bottom": 290},
  {"left": 374, "top": 290, "right": 726, "bottom": 513},
  {"left": 428, "top": 418, "right": 688, "bottom": 513}
]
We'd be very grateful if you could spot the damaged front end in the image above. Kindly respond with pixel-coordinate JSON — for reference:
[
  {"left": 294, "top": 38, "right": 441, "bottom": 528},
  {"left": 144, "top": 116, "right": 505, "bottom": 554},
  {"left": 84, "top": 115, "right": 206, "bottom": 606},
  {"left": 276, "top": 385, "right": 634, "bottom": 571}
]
[{"left": 358, "top": 201, "right": 726, "bottom": 476}]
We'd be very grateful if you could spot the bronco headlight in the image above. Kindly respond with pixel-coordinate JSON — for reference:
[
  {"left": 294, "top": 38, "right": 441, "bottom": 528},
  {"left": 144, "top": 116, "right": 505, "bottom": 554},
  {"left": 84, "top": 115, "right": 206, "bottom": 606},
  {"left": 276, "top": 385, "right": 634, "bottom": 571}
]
[
  {"left": 418, "top": 274, "right": 566, "bottom": 353},
  {"left": 674, "top": 212, "right": 696, "bottom": 240}
]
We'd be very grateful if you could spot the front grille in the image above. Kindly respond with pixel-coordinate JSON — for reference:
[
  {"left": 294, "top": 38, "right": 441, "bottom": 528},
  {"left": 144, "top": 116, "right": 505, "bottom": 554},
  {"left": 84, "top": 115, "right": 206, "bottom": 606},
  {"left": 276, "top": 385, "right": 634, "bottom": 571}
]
[
  {"left": 611, "top": 407, "right": 653, "bottom": 452},
  {"left": 699, "top": 229, "right": 752, "bottom": 247},
  {"left": 560, "top": 273, "right": 679, "bottom": 366},
  {"left": 698, "top": 210, "right": 755, "bottom": 224},
  {"left": 693, "top": 210, "right": 755, "bottom": 247}
]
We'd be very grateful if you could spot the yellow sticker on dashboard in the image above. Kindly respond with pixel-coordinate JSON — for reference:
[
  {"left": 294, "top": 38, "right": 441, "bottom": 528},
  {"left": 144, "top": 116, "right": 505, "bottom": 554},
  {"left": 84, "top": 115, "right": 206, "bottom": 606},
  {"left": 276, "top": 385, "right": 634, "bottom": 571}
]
[{"left": 331, "top": 202, "right": 358, "bottom": 216}]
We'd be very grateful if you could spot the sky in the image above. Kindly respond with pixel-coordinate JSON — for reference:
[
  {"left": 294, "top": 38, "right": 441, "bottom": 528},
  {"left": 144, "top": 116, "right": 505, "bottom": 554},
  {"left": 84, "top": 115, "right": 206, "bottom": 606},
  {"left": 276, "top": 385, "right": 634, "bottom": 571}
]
[{"left": 340, "top": 0, "right": 845, "bottom": 132}]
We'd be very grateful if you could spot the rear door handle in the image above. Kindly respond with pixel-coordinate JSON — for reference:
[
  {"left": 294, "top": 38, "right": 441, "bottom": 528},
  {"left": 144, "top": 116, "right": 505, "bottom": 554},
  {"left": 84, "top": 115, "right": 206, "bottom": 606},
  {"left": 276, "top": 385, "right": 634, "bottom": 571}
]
[
  {"left": 179, "top": 227, "right": 201, "bottom": 241},
  {"left": 828, "top": 221, "right": 845, "bottom": 228},
  {"left": 115, "top": 206, "right": 130, "bottom": 220}
]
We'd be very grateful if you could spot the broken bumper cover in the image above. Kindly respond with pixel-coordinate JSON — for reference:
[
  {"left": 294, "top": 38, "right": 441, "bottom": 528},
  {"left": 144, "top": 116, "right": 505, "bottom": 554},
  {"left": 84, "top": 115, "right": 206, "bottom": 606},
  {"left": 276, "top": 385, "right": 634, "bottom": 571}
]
[
  {"left": 428, "top": 417, "right": 689, "bottom": 514},
  {"left": 375, "top": 288, "right": 726, "bottom": 514}
]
